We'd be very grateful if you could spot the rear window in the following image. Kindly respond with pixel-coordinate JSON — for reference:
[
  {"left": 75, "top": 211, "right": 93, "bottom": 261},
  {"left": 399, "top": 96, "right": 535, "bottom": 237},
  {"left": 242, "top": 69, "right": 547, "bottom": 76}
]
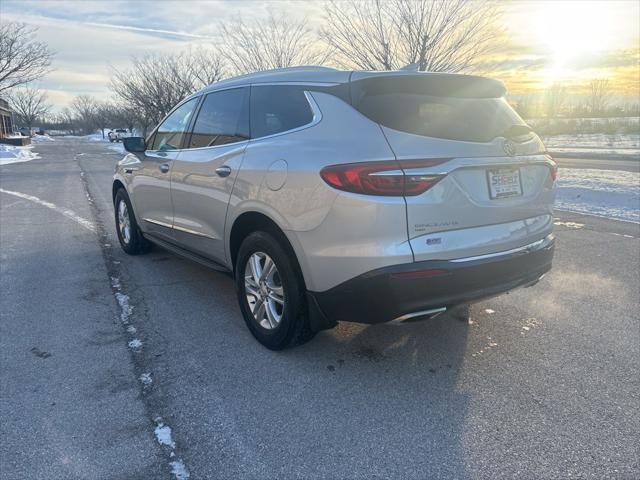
[
  {"left": 250, "top": 86, "right": 313, "bottom": 139},
  {"left": 351, "top": 75, "right": 528, "bottom": 143}
]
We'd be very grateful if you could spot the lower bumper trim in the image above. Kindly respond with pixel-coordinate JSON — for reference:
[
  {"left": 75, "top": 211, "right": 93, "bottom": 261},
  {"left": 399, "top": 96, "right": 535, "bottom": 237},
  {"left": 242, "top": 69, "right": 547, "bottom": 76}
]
[{"left": 309, "top": 235, "right": 554, "bottom": 325}]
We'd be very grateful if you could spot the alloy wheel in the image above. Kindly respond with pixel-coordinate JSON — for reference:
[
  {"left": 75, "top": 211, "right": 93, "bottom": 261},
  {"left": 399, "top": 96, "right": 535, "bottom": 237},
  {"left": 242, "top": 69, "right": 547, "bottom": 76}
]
[
  {"left": 244, "top": 252, "right": 285, "bottom": 330},
  {"left": 117, "top": 200, "right": 131, "bottom": 245}
]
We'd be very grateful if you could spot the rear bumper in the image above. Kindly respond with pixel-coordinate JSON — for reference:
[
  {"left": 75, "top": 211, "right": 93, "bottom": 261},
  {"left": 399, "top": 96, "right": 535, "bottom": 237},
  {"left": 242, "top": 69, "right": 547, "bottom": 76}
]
[{"left": 309, "top": 234, "right": 554, "bottom": 326}]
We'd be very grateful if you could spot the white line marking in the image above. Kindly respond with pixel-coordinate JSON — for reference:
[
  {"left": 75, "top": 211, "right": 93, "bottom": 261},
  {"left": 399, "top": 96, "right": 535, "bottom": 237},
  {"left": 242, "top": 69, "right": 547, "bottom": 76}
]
[{"left": 0, "top": 188, "right": 96, "bottom": 233}]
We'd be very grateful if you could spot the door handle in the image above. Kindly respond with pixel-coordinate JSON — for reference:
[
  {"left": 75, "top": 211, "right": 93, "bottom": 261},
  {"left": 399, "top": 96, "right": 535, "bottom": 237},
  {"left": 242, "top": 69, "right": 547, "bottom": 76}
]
[
  {"left": 215, "top": 166, "right": 232, "bottom": 178},
  {"left": 159, "top": 163, "right": 170, "bottom": 173}
]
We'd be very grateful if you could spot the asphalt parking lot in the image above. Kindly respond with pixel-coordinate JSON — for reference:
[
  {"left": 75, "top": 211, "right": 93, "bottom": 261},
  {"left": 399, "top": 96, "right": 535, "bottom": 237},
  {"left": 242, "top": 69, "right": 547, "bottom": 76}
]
[{"left": 1, "top": 137, "right": 638, "bottom": 479}]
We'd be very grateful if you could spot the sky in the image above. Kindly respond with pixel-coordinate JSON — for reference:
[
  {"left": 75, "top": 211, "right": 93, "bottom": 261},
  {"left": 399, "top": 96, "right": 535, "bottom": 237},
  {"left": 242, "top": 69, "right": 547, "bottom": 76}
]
[{"left": 1, "top": 0, "right": 638, "bottom": 110}]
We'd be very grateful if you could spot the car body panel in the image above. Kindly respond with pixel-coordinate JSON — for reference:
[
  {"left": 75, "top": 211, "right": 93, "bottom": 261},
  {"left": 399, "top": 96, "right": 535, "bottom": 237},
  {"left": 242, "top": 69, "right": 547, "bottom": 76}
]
[
  {"left": 129, "top": 149, "right": 177, "bottom": 240},
  {"left": 171, "top": 141, "right": 248, "bottom": 263}
]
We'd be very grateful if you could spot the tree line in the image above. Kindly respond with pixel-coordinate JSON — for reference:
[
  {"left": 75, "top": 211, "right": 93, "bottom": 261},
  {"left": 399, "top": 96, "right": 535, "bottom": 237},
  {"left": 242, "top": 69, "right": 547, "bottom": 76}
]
[{"left": 2, "top": 1, "right": 637, "bottom": 137}]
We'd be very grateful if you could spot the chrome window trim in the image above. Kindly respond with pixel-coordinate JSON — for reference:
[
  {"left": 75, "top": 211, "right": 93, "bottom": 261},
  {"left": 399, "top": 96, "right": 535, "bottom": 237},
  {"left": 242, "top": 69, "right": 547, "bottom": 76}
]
[
  {"left": 248, "top": 90, "right": 322, "bottom": 143},
  {"left": 179, "top": 139, "right": 250, "bottom": 153}
]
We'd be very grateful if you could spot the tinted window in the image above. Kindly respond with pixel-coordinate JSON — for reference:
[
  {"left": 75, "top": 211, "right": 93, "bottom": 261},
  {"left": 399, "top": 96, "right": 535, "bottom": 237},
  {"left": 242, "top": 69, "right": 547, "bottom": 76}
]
[
  {"left": 250, "top": 86, "right": 313, "bottom": 139},
  {"left": 351, "top": 76, "right": 528, "bottom": 143},
  {"left": 150, "top": 97, "right": 199, "bottom": 151},
  {"left": 189, "top": 88, "right": 249, "bottom": 148}
]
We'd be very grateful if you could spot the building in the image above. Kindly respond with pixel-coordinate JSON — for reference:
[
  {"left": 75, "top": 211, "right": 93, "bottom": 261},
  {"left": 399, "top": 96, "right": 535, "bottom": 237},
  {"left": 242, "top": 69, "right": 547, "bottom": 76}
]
[{"left": 0, "top": 97, "right": 14, "bottom": 138}]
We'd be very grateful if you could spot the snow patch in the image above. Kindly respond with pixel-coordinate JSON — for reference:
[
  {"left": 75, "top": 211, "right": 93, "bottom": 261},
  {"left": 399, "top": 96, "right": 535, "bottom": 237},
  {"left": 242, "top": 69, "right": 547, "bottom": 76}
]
[
  {"left": 31, "top": 134, "right": 55, "bottom": 142},
  {"left": 472, "top": 336, "right": 498, "bottom": 357},
  {"left": 554, "top": 220, "right": 585, "bottom": 229},
  {"left": 485, "top": 309, "right": 495, "bottom": 314},
  {"left": 556, "top": 168, "right": 640, "bottom": 223},
  {"left": 128, "top": 338, "right": 142, "bottom": 349},
  {"left": 140, "top": 373, "right": 152, "bottom": 386},
  {"left": 520, "top": 317, "right": 541, "bottom": 335},
  {"left": 108, "top": 142, "right": 125, "bottom": 154},
  {"left": 0, "top": 144, "right": 40, "bottom": 165},
  {"left": 169, "top": 460, "right": 190, "bottom": 479},
  {"left": 126, "top": 325, "right": 137, "bottom": 334},
  {"left": 114, "top": 292, "right": 133, "bottom": 323},
  {"left": 154, "top": 419, "right": 176, "bottom": 448}
]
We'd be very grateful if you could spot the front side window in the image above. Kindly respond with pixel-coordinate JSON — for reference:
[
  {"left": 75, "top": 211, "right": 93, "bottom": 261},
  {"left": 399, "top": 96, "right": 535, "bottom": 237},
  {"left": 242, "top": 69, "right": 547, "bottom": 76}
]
[
  {"left": 250, "top": 86, "right": 314, "bottom": 139},
  {"left": 188, "top": 88, "right": 249, "bottom": 148},
  {"left": 150, "top": 97, "right": 199, "bottom": 151}
]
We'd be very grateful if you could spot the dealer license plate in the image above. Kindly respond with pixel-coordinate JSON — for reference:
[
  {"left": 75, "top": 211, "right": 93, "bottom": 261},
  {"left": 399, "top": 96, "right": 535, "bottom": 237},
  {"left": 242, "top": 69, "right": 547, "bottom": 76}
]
[{"left": 487, "top": 168, "right": 522, "bottom": 199}]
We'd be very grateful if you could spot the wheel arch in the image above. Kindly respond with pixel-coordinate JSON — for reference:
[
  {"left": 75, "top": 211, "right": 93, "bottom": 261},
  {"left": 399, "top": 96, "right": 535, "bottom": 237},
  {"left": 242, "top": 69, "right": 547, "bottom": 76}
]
[
  {"left": 112, "top": 179, "right": 126, "bottom": 204},
  {"left": 228, "top": 211, "right": 307, "bottom": 284}
]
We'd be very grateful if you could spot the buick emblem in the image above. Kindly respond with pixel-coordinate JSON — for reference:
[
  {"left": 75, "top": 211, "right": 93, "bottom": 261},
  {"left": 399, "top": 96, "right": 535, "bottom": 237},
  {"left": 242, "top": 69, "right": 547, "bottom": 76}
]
[{"left": 503, "top": 139, "right": 516, "bottom": 156}]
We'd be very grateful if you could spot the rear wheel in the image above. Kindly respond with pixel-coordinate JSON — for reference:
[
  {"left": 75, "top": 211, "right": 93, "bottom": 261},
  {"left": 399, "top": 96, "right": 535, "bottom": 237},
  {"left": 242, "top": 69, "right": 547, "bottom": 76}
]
[
  {"left": 235, "top": 231, "right": 315, "bottom": 350},
  {"left": 114, "top": 189, "right": 151, "bottom": 255}
]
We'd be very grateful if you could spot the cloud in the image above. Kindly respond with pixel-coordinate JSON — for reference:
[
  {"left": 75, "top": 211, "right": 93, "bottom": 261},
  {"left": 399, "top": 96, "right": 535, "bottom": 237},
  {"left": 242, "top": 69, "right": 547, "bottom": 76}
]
[{"left": 82, "top": 22, "right": 217, "bottom": 41}]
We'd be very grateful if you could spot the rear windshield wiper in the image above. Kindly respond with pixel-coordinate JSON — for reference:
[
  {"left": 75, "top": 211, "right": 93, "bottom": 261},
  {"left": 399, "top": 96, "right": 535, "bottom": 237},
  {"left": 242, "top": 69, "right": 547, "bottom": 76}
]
[{"left": 503, "top": 124, "right": 533, "bottom": 138}]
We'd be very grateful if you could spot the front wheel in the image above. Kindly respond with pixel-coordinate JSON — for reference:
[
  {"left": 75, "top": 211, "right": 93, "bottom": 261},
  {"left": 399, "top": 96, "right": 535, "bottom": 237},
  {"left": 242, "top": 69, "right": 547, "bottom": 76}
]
[
  {"left": 235, "top": 231, "right": 315, "bottom": 350},
  {"left": 114, "top": 189, "right": 151, "bottom": 255}
]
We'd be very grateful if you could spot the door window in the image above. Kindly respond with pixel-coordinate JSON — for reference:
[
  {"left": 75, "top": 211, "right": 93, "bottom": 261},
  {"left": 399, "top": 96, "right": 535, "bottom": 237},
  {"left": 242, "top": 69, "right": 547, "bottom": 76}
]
[
  {"left": 250, "top": 85, "right": 314, "bottom": 139},
  {"left": 150, "top": 97, "right": 199, "bottom": 151},
  {"left": 188, "top": 88, "right": 249, "bottom": 148}
]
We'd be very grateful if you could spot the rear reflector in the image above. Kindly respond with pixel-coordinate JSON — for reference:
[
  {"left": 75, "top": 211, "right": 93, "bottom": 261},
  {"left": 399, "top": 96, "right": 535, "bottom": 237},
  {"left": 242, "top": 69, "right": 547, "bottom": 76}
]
[{"left": 320, "top": 158, "right": 450, "bottom": 196}]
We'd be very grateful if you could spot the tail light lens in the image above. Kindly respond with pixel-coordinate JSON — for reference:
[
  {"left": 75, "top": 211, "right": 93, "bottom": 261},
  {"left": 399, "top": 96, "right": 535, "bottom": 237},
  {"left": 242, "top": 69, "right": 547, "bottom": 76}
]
[
  {"left": 545, "top": 154, "right": 558, "bottom": 182},
  {"left": 320, "top": 158, "right": 450, "bottom": 196}
]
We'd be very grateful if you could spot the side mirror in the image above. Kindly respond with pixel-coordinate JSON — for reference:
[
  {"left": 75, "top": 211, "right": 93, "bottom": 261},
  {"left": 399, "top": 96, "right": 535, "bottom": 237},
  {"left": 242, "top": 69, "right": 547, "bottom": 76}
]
[{"left": 123, "top": 136, "right": 146, "bottom": 153}]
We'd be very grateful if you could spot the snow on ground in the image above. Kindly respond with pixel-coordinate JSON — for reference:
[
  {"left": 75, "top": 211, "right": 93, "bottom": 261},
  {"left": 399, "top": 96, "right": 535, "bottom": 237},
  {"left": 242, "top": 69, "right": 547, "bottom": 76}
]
[
  {"left": 556, "top": 168, "right": 640, "bottom": 223},
  {"left": 31, "top": 134, "right": 55, "bottom": 142},
  {"left": 0, "top": 144, "right": 40, "bottom": 165},
  {"left": 108, "top": 142, "right": 125, "bottom": 154},
  {"left": 544, "top": 133, "right": 639, "bottom": 149},
  {"left": 543, "top": 133, "right": 640, "bottom": 159}
]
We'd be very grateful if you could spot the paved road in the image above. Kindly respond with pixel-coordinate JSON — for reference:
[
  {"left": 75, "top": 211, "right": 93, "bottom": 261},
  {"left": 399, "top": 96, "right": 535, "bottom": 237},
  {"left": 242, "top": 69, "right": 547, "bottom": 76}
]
[{"left": 1, "top": 138, "right": 639, "bottom": 479}]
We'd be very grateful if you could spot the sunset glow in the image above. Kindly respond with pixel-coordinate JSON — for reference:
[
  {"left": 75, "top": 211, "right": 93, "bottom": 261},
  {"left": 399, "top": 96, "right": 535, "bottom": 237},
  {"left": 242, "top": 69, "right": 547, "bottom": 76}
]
[{"left": 0, "top": 0, "right": 638, "bottom": 107}]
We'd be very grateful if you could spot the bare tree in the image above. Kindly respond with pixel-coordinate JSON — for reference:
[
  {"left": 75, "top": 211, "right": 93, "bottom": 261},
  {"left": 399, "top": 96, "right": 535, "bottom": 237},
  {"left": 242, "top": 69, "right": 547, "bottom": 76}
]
[
  {"left": 0, "top": 22, "right": 55, "bottom": 93},
  {"left": 221, "top": 11, "right": 327, "bottom": 74},
  {"left": 110, "top": 48, "right": 226, "bottom": 128},
  {"left": 512, "top": 94, "right": 537, "bottom": 120},
  {"left": 71, "top": 95, "right": 100, "bottom": 134},
  {"left": 588, "top": 78, "right": 611, "bottom": 116},
  {"left": 544, "top": 83, "right": 567, "bottom": 118},
  {"left": 320, "top": 0, "right": 501, "bottom": 72},
  {"left": 57, "top": 107, "right": 79, "bottom": 135},
  {"left": 6, "top": 85, "right": 51, "bottom": 132}
]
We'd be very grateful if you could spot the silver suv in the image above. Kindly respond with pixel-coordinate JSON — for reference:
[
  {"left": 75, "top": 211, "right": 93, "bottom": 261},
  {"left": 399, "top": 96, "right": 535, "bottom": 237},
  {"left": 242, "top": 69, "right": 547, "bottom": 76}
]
[{"left": 113, "top": 67, "right": 556, "bottom": 349}]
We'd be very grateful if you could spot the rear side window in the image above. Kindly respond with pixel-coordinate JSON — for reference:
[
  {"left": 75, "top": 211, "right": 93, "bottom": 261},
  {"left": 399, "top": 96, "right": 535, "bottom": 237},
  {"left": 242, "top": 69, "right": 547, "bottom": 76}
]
[
  {"left": 150, "top": 97, "right": 199, "bottom": 151},
  {"left": 351, "top": 76, "right": 528, "bottom": 143},
  {"left": 189, "top": 88, "right": 249, "bottom": 148},
  {"left": 250, "top": 86, "right": 314, "bottom": 139}
]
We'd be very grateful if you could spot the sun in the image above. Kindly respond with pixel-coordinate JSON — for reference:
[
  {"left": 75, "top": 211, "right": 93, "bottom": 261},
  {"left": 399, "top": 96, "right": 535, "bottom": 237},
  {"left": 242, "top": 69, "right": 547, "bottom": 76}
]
[{"left": 531, "top": 1, "right": 624, "bottom": 81}]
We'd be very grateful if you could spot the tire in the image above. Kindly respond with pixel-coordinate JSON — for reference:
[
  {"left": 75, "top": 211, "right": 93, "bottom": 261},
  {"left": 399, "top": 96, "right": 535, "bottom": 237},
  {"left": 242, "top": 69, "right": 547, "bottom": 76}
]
[
  {"left": 235, "top": 231, "right": 315, "bottom": 350},
  {"left": 114, "top": 188, "right": 151, "bottom": 255}
]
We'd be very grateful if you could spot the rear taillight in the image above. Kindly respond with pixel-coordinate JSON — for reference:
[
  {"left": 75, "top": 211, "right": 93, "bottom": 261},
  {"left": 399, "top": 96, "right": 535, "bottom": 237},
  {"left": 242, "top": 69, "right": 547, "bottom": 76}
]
[
  {"left": 549, "top": 161, "right": 558, "bottom": 182},
  {"left": 320, "top": 159, "right": 450, "bottom": 196}
]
